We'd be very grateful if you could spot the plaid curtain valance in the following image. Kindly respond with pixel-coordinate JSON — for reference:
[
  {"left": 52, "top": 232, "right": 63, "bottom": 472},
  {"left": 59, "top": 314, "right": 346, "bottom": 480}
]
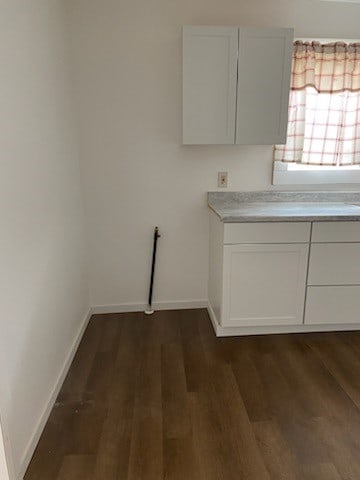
[{"left": 292, "top": 41, "right": 360, "bottom": 93}]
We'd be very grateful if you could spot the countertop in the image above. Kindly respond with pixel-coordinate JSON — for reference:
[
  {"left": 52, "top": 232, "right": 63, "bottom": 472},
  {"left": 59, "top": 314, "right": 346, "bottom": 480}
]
[{"left": 208, "top": 191, "right": 360, "bottom": 222}]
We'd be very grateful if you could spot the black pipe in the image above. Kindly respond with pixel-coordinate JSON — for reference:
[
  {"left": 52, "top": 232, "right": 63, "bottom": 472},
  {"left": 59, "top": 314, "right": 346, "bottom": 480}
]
[{"left": 146, "top": 226, "right": 160, "bottom": 313}]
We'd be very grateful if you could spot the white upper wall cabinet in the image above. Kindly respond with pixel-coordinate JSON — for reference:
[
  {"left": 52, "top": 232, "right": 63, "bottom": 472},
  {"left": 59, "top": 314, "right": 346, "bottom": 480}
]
[
  {"left": 236, "top": 27, "right": 293, "bottom": 145},
  {"left": 182, "top": 26, "right": 294, "bottom": 145},
  {"left": 182, "top": 26, "right": 238, "bottom": 144}
]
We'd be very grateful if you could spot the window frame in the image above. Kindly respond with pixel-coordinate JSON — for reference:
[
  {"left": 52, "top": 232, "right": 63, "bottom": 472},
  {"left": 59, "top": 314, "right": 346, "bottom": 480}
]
[
  {"left": 273, "top": 160, "right": 360, "bottom": 185},
  {"left": 273, "top": 36, "right": 360, "bottom": 186}
]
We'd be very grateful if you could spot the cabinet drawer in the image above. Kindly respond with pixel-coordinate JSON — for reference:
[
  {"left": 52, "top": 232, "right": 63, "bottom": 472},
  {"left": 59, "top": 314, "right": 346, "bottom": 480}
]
[
  {"left": 305, "top": 286, "right": 360, "bottom": 324},
  {"left": 312, "top": 221, "right": 360, "bottom": 243},
  {"left": 308, "top": 243, "right": 360, "bottom": 285},
  {"left": 224, "top": 222, "right": 310, "bottom": 244}
]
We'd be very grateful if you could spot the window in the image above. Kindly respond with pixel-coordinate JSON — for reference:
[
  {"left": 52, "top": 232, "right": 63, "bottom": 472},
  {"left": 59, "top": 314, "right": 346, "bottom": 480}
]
[{"left": 273, "top": 40, "right": 360, "bottom": 185}]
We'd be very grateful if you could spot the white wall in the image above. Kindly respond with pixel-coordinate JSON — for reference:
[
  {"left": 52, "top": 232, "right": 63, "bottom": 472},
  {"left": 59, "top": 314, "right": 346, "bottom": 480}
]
[
  {"left": 0, "top": 1, "right": 89, "bottom": 477},
  {"left": 67, "top": 0, "right": 360, "bottom": 309},
  {"left": 0, "top": 421, "right": 10, "bottom": 480}
]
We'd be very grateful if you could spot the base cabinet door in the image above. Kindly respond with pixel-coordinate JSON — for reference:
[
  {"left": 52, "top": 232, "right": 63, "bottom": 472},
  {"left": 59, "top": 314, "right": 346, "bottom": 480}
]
[{"left": 222, "top": 244, "right": 308, "bottom": 327}]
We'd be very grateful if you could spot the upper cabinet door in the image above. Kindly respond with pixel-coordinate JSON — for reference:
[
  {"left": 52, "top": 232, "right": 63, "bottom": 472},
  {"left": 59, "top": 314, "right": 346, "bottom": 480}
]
[
  {"left": 182, "top": 26, "right": 238, "bottom": 145},
  {"left": 236, "top": 27, "right": 293, "bottom": 145}
]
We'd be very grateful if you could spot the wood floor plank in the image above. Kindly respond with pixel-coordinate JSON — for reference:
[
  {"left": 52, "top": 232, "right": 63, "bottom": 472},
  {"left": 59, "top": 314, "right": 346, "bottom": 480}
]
[
  {"left": 98, "top": 315, "right": 123, "bottom": 353},
  {"left": 252, "top": 351, "right": 329, "bottom": 465},
  {"left": 161, "top": 343, "right": 190, "bottom": 439},
  {"left": 273, "top": 338, "right": 357, "bottom": 420},
  {"left": 252, "top": 350, "right": 307, "bottom": 422},
  {"left": 92, "top": 317, "right": 139, "bottom": 480},
  {"left": 179, "top": 314, "right": 209, "bottom": 393},
  {"left": 56, "top": 454, "right": 95, "bottom": 480},
  {"left": 312, "top": 416, "right": 360, "bottom": 480},
  {"left": 24, "top": 310, "right": 360, "bottom": 480},
  {"left": 24, "top": 406, "right": 73, "bottom": 479},
  {"left": 252, "top": 419, "right": 302, "bottom": 480},
  {"left": 189, "top": 391, "right": 231, "bottom": 480},
  {"left": 57, "top": 318, "right": 104, "bottom": 404},
  {"left": 231, "top": 352, "right": 271, "bottom": 422},
  {"left": 310, "top": 335, "right": 360, "bottom": 410},
  {"left": 162, "top": 437, "right": 201, "bottom": 480},
  {"left": 302, "top": 462, "right": 342, "bottom": 480},
  {"left": 65, "top": 403, "right": 105, "bottom": 456},
  {"left": 127, "top": 344, "right": 163, "bottom": 480},
  {"left": 208, "top": 364, "right": 270, "bottom": 480}
]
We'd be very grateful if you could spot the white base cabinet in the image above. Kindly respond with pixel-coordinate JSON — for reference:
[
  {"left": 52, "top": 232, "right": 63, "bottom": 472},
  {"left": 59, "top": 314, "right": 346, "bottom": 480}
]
[{"left": 208, "top": 212, "right": 360, "bottom": 336}]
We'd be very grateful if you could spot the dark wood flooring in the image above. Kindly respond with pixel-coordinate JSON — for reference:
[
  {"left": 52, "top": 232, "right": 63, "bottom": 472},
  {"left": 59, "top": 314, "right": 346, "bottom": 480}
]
[{"left": 24, "top": 309, "right": 360, "bottom": 479}]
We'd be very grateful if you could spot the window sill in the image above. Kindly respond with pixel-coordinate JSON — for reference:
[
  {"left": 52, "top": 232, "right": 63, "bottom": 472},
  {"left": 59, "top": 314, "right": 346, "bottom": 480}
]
[{"left": 273, "top": 161, "right": 360, "bottom": 185}]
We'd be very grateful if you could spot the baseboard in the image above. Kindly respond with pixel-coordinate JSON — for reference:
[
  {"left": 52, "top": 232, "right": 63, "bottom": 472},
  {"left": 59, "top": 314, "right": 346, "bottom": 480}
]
[
  {"left": 207, "top": 302, "right": 220, "bottom": 336},
  {"left": 206, "top": 303, "right": 360, "bottom": 337},
  {"left": 91, "top": 300, "right": 208, "bottom": 315},
  {"left": 17, "top": 308, "right": 92, "bottom": 480}
]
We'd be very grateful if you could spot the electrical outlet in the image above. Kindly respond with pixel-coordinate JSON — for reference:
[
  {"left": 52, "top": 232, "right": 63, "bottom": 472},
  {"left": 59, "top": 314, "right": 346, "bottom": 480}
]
[{"left": 218, "top": 172, "right": 228, "bottom": 188}]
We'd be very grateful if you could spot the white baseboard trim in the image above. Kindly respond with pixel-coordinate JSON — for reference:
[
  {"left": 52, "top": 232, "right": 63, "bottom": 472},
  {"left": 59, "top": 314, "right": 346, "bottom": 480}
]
[
  {"left": 91, "top": 300, "right": 208, "bottom": 315},
  {"left": 207, "top": 302, "right": 220, "bottom": 336},
  {"left": 207, "top": 303, "right": 360, "bottom": 337},
  {"left": 17, "top": 308, "right": 92, "bottom": 480}
]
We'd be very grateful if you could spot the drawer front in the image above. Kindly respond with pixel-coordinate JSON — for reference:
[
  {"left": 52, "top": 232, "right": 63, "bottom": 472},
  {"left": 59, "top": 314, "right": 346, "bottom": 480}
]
[
  {"left": 305, "top": 286, "right": 360, "bottom": 324},
  {"left": 308, "top": 243, "right": 360, "bottom": 285},
  {"left": 224, "top": 222, "right": 310, "bottom": 244},
  {"left": 312, "top": 221, "right": 360, "bottom": 243}
]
